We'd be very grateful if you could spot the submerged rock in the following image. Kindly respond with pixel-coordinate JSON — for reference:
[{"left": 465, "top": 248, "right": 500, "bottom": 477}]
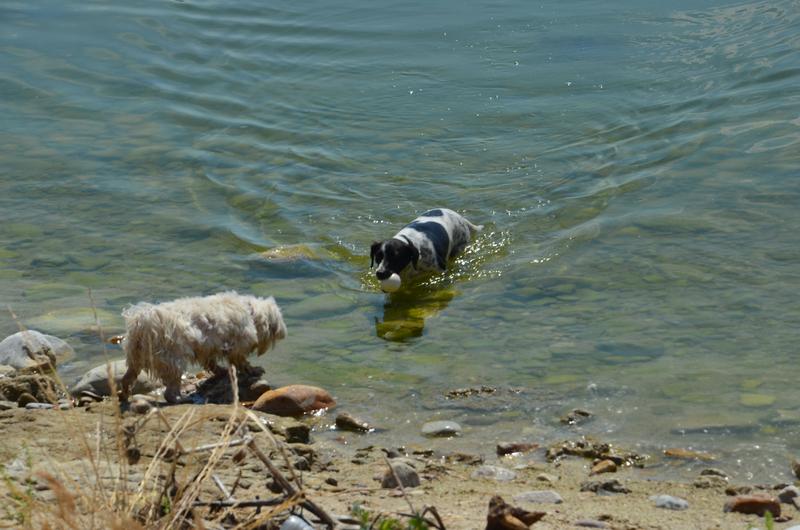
[
  {"left": 560, "top": 408, "right": 593, "bottom": 425},
  {"left": 547, "top": 437, "right": 645, "bottom": 467},
  {"left": 252, "top": 385, "right": 335, "bottom": 416},
  {"left": 70, "top": 359, "right": 160, "bottom": 397},
  {"left": 497, "top": 442, "right": 539, "bottom": 456},
  {"left": 0, "top": 330, "right": 73, "bottom": 371},
  {"left": 421, "top": 420, "right": 462, "bottom": 438},
  {"left": 335, "top": 412, "right": 373, "bottom": 433},
  {"left": 663, "top": 447, "right": 715, "bottom": 461}
]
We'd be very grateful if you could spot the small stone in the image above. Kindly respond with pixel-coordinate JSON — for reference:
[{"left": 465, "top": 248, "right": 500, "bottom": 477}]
[
  {"left": 724, "top": 494, "right": 781, "bottom": 517},
  {"left": 471, "top": 465, "right": 517, "bottom": 482},
  {"left": 130, "top": 399, "right": 152, "bottom": 415},
  {"left": 252, "top": 385, "right": 335, "bottom": 416},
  {"left": 0, "top": 400, "right": 16, "bottom": 410},
  {"left": 663, "top": 447, "right": 715, "bottom": 461},
  {"left": 486, "top": 495, "right": 546, "bottom": 530},
  {"left": 778, "top": 485, "right": 800, "bottom": 504},
  {"left": 560, "top": 408, "right": 593, "bottom": 425},
  {"left": 590, "top": 459, "right": 617, "bottom": 475},
  {"left": 694, "top": 476, "right": 727, "bottom": 489},
  {"left": 444, "top": 452, "right": 484, "bottom": 465},
  {"left": 535, "top": 473, "right": 559, "bottom": 484},
  {"left": 575, "top": 520, "right": 608, "bottom": 529},
  {"left": 381, "top": 462, "right": 420, "bottom": 489},
  {"left": 651, "top": 494, "right": 689, "bottom": 510},
  {"left": 325, "top": 477, "right": 338, "bottom": 486},
  {"left": 700, "top": 468, "right": 728, "bottom": 479},
  {"left": 292, "top": 456, "right": 310, "bottom": 471},
  {"left": 512, "top": 490, "right": 563, "bottom": 504},
  {"left": 421, "top": 420, "right": 461, "bottom": 437},
  {"left": 17, "top": 392, "right": 37, "bottom": 407},
  {"left": 283, "top": 422, "right": 311, "bottom": 444},
  {"left": 25, "top": 402, "right": 53, "bottom": 410},
  {"left": 496, "top": 442, "right": 539, "bottom": 456},
  {"left": 335, "top": 412, "right": 372, "bottom": 433},
  {"left": 726, "top": 485, "right": 753, "bottom": 496},
  {"left": 580, "top": 479, "right": 630, "bottom": 494}
]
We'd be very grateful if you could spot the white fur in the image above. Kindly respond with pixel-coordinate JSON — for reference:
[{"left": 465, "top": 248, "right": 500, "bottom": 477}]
[{"left": 120, "top": 291, "right": 287, "bottom": 403}]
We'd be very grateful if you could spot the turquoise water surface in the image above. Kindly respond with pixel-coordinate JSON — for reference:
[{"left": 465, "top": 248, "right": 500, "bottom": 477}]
[{"left": 2, "top": 0, "right": 800, "bottom": 481}]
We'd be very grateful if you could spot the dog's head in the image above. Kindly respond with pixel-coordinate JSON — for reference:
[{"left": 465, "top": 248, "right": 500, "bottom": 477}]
[{"left": 370, "top": 238, "right": 419, "bottom": 280}]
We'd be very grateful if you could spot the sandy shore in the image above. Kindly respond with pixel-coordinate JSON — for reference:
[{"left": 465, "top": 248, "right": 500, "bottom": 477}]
[{"left": 0, "top": 394, "right": 798, "bottom": 530}]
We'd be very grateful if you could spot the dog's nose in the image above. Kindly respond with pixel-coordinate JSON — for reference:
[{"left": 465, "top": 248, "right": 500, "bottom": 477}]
[{"left": 376, "top": 270, "right": 391, "bottom": 281}]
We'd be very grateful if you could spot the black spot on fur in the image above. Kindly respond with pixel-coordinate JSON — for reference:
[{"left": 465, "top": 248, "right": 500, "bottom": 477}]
[
  {"left": 407, "top": 221, "right": 449, "bottom": 270},
  {"left": 422, "top": 209, "right": 444, "bottom": 217}
]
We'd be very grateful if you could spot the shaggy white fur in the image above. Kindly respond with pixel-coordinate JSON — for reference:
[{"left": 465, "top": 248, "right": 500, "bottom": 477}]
[{"left": 119, "top": 291, "right": 287, "bottom": 403}]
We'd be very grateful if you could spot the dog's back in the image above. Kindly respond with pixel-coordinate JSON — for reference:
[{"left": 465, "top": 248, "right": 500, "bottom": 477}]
[{"left": 395, "top": 208, "right": 482, "bottom": 271}]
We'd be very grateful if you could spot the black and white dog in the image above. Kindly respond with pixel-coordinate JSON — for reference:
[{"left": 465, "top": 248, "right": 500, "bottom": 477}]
[{"left": 370, "top": 208, "right": 482, "bottom": 292}]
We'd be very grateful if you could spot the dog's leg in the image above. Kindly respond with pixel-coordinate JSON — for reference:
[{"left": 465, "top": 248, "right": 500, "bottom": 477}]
[
  {"left": 119, "top": 365, "right": 139, "bottom": 402},
  {"left": 163, "top": 379, "right": 183, "bottom": 404}
]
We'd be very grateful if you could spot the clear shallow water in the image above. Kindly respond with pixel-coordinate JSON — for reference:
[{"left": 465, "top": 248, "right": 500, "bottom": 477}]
[{"left": 2, "top": 0, "right": 800, "bottom": 481}]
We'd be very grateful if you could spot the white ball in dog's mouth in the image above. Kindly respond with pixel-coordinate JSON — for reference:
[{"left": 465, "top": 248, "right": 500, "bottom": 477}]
[{"left": 380, "top": 273, "right": 402, "bottom": 293}]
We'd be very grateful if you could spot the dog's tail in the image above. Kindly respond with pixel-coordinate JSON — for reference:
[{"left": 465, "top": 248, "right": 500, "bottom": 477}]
[{"left": 468, "top": 220, "right": 484, "bottom": 235}]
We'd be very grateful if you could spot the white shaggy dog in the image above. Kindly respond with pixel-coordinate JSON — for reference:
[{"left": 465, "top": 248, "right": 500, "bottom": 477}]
[{"left": 119, "top": 291, "right": 287, "bottom": 403}]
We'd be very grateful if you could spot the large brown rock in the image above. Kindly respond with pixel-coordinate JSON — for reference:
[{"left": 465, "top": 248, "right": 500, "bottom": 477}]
[
  {"left": 251, "top": 385, "right": 335, "bottom": 416},
  {"left": 723, "top": 494, "right": 780, "bottom": 517}
]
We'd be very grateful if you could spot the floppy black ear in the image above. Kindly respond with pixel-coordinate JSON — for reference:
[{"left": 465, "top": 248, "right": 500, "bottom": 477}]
[
  {"left": 409, "top": 243, "right": 420, "bottom": 269},
  {"left": 370, "top": 241, "right": 382, "bottom": 268}
]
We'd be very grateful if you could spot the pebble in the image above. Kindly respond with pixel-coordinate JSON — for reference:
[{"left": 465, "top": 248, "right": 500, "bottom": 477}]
[
  {"left": 778, "top": 485, "right": 800, "bottom": 504},
  {"left": 700, "top": 467, "right": 728, "bottom": 478},
  {"left": 421, "top": 420, "right": 462, "bottom": 437},
  {"left": 724, "top": 494, "right": 781, "bottom": 517},
  {"left": 471, "top": 465, "right": 517, "bottom": 482},
  {"left": 381, "top": 462, "right": 420, "bottom": 489},
  {"left": 580, "top": 479, "right": 630, "bottom": 494},
  {"left": 283, "top": 422, "right": 311, "bottom": 444},
  {"left": 252, "top": 385, "right": 335, "bottom": 416},
  {"left": 575, "top": 520, "right": 608, "bottom": 529},
  {"left": 279, "top": 515, "right": 314, "bottom": 530},
  {"left": 535, "top": 472, "right": 559, "bottom": 484},
  {"left": 25, "top": 402, "right": 53, "bottom": 410},
  {"left": 130, "top": 399, "right": 152, "bottom": 415},
  {"left": 335, "top": 412, "right": 372, "bottom": 433},
  {"left": 512, "top": 490, "right": 563, "bottom": 504},
  {"left": 560, "top": 408, "right": 593, "bottom": 425},
  {"left": 496, "top": 442, "right": 538, "bottom": 456},
  {"left": 663, "top": 447, "right": 715, "bottom": 461},
  {"left": 17, "top": 392, "right": 37, "bottom": 407},
  {"left": 590, "top": 459, "right": 617, "bottom": 475},
  {"left": 651, "top": 494, "right": 689, "bottom": 510}
]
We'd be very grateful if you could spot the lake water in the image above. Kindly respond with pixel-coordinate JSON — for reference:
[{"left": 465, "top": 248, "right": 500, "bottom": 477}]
[{"left": 2, "top": 0, "right": 800, "bottom": 482}]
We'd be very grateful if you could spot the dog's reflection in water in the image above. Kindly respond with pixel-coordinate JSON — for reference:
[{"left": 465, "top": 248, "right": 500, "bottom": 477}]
[{"left": 375, "top": 288, "right": 456, "bottom": 342}]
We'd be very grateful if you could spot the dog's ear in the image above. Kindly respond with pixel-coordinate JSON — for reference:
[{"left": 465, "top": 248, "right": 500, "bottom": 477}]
[
  {"left": 408, "top": 242, "right": 419, "bottom": 269},
  {"left": 370, "top": 241, "right": 382, "bottom": 268}
]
